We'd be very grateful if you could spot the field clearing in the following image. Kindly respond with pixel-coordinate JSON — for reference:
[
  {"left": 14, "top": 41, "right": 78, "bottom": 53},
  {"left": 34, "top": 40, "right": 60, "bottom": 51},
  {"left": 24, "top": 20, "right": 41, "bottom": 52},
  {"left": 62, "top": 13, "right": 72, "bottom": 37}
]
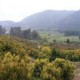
[{"left": 38, "top": 30, "right": 80, "bottom": 42}]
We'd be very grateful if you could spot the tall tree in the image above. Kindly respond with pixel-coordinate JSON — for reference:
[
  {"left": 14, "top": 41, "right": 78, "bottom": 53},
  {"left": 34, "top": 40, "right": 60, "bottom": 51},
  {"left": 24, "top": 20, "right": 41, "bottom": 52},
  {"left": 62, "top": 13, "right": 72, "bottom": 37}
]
[
  {"left": 22, "top": 29, "right": 32, "bottom": 39},
  {"left": 10, "top": 27, "right": 22, "bottom": 37},
  {"left": 32, "top": 30, "right": 40, "bottom": 40}
]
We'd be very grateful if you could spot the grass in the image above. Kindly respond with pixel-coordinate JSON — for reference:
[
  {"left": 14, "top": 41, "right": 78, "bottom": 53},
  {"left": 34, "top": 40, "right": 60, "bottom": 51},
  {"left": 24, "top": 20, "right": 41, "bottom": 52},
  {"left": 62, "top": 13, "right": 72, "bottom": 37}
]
[{"left": 38, "top": 30, "right": 80, "bottom": 43}]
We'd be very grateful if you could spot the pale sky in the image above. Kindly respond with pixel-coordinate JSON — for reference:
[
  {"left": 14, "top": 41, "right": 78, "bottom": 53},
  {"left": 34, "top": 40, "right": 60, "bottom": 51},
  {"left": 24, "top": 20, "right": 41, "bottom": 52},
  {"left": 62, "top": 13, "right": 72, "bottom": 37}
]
[{"left": 0, "top": 0, "right": 80, "bottom": 22}]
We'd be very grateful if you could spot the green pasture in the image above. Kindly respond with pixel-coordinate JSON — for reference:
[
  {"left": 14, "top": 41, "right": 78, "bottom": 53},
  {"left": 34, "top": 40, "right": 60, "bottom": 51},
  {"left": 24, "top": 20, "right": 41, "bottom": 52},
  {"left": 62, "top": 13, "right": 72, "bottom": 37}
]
[{"left": 38, "top": 30, "right": 80, "bottom": 42}]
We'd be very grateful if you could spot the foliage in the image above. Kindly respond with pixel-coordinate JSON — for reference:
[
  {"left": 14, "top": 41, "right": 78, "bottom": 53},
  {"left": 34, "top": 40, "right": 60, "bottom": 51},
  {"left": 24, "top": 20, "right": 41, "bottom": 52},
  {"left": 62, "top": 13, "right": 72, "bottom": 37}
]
[
  {"left": 53, "top": 58, "right": 75, "bottom": 80},
  {"left": 0, "top": 52, "right": 34, "bottom": 80},
  {"left": 49, "top": 49, "right": 61, "bottom": 61},
  {"left": 66, "top": 39, "right": 70, "bottom": 43},
  {"left": 0, "top": 35, "right": 76, "bottom": 80},
  {"left": 64, "top": 30, "right": 80, "bottom": 36},
  {"left": 10, "top": 27, "right": 22, "bottom": 37},
  {"left": 10, "top": 27, "right": 41, "bottom": 40},
  {"left": 28, "top": 46, "right": 51, "bottom": 59}
]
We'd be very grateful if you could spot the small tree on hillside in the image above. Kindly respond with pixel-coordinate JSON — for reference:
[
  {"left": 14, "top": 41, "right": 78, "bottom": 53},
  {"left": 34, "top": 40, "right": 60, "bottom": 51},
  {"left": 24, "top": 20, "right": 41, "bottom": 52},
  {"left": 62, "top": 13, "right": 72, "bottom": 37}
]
[{"left": 66, "top": 39, "right": 70, "bottom": 44}]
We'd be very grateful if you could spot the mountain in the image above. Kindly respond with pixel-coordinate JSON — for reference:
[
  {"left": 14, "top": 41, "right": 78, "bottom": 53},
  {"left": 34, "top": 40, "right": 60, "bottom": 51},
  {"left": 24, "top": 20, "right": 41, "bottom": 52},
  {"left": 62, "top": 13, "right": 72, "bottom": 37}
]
[
  {"left": 19, "top": 10, "right": 75, "bottom": 29},
  {"left": 0, "top": 10, "right": 80, "bottom": 31},
  {"left": 0, "top": 21, "right": 16, "bottom": 31},
  {"left": 58, "top": 11, "right": 80, "bottom": 30}
]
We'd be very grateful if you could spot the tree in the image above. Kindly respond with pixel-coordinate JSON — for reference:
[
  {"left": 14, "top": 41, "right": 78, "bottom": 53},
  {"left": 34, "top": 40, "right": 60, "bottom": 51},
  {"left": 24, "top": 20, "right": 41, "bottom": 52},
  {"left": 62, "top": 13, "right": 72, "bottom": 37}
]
[
  {"left": 0, "top": 25, "right": 6, "bottom": 35},
  {"left": 53, "top": 39, "right": 56, "bottom": 44},
  {"left": 10, "top": 27, "right": 22, "bottom": 37},
  {"left": 32, "top": 30, "right": 40, "bottom": 40},
  {"left": 22, "top": 29, "right": 32, "bottom": 39},
  {"left": 66, "top": 39, "right": 70, "bottom": 44}
]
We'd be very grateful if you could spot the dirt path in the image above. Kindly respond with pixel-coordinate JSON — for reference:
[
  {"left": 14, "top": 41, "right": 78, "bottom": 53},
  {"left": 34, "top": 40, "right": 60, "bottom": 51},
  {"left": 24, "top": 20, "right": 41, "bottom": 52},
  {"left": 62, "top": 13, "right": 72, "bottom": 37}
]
[
  {"left": 73, "top": 75, "right": 80, "bottom": 80},
  {"left": 73, "top": 62, "right": 80, "bottom": 80}
]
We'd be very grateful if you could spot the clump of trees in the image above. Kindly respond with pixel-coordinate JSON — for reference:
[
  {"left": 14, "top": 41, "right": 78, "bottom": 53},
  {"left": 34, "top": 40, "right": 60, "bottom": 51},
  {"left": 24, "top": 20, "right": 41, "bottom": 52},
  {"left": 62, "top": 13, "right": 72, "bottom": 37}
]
[
  {"left": 10, "top": 27, "right": 41, "bottom": 40},
  {"left": 0, "top": 25, "right": 41, "bottom": 40},
  {"left": 10, "top": 27, "right": 22, "bottom": 38},
  {"left": 64, "top": 30, "right": 80, "bottom": 36}
]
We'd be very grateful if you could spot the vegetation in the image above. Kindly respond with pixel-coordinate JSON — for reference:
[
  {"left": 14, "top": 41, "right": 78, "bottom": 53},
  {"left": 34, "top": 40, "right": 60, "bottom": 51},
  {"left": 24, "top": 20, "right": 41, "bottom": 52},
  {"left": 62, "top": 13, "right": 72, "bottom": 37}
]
[
  {"left": 38, "top": 29, "right": 80, "bottom": 43},
  {"left": 64, "top": 30, "right": 80, "bottom": 36},
  {"left": 10, "top": 27, "right": 41, "bottom": 40},
  {"left": 0, "top": 10, "right": 80, "bottom": 80},
  {"left": 0, "top": 35, "right": 76, "bottom": 80},
  {"left": 0, "top": 25, "right": 6, "bottom": 35},
  {"left": 0, "top": 26, "right": 79, "bottom": 80},
  {"left": 0, "top": 25, "right": 41, "bottom": 41}
]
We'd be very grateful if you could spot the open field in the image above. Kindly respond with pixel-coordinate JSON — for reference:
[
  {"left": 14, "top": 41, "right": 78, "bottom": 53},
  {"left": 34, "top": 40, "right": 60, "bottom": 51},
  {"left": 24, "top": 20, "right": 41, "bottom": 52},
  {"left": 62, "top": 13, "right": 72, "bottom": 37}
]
[{"left": 38, "top": 30, "right": 80, "bottom": 43}]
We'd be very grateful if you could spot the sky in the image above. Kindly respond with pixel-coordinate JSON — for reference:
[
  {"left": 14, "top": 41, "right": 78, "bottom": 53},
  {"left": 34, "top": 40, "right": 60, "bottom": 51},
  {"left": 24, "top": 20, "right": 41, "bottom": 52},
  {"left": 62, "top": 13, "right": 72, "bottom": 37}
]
[{"left": 0, "top": 0, "right": 80, "bottom": 22}]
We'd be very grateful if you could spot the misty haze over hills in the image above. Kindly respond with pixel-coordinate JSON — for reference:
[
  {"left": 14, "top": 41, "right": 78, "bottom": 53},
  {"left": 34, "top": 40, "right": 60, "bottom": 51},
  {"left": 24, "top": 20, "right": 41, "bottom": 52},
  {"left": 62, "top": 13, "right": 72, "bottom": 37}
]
[{"left": 0, "top": 10, "right": 80, "bottom": 30}]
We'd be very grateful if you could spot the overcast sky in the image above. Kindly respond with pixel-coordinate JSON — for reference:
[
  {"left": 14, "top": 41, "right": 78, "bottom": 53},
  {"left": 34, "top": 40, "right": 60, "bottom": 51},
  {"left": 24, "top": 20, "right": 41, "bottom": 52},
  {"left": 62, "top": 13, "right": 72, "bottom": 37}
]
[{"left": 0, "top": 0, "right": 80, "bottom": 22}]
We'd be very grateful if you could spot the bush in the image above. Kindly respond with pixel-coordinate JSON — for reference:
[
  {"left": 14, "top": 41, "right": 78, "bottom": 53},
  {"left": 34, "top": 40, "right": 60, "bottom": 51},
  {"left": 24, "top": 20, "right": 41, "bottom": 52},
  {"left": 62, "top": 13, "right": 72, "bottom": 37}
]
[
  {"left": 0, "top": 52, "right": 34, "bottom": 80},
  {"left": 53, "top": 58, "right": 75, "bottom": 80},
  {"left": 33, "top": 58, "right": 75, "bottom": 80},
  {"left": 49, "top": 49, "right": 61, "bottom": 61}
]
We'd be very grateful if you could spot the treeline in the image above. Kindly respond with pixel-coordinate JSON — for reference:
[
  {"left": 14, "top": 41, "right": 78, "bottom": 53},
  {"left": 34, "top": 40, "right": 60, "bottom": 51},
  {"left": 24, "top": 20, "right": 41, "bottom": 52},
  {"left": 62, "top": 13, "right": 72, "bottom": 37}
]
[
  {"left": 0, "top": 25, "right": 40, "bottom": 40},
  {"left": 64, "top": 30, "right": 80, "bottom": 36}
]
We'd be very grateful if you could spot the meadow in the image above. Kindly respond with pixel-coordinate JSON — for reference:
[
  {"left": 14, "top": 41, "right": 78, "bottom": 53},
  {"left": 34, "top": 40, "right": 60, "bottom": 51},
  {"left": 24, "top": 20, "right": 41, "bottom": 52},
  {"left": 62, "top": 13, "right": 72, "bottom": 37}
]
[{"left": 38, "top": 29, "right": 80, "bottom": 43}]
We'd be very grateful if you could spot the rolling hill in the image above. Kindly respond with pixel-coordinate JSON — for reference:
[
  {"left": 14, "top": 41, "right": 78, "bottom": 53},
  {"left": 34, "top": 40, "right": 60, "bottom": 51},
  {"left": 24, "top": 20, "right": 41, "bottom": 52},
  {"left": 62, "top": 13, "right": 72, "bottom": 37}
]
[
  {"left": 0, "top": 10, "right": 80, "bottom": 30},
  {"left": 19, "top": 10, "right": 74, "bottom": 29},
  {"left": 58, "top": 11, "right": 80, "bottom": 30}
]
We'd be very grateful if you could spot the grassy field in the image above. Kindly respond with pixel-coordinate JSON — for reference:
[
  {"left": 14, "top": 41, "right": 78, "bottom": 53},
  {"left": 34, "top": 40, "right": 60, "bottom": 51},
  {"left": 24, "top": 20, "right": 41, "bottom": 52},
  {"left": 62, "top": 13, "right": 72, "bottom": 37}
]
[{"left": 38, "top": 30, "right": 80, "bottom": 43}]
